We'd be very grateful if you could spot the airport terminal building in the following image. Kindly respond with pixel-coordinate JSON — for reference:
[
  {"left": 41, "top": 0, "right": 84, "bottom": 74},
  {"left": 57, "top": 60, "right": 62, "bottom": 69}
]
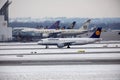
[{"left": 0, "top": 15, "right": 12, "bottom": 41}]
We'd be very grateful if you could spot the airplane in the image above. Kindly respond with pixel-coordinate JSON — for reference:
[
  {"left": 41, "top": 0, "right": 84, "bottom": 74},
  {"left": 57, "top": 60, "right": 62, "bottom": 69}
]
[
  {"left": 12, "top": 21, "right": 61, "bottom": 41},
  {"left": 37, "top": 27, "right": 102, "bottom": 48},
  {"left": 22, "top": 19, "right": 91, "bottom": 38},
  {"left": 57, "top": 19, "right": 91, "bottom": 37}
]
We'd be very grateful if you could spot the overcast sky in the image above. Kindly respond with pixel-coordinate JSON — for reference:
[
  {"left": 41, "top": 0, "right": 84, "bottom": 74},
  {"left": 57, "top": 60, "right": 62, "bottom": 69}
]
[{"left": 0, "top": 0, "right": 120, "bottom": 18}]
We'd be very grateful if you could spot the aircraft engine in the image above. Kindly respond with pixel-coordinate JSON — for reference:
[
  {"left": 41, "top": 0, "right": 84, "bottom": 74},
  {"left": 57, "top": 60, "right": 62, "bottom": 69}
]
[
  {"left": 57, "top": 33, "right": 61, "bottom": 37},
  {"left": 57, "top": 43, "right": 65, "bottom": 48},
  {"left": 42, "top": 33, "right": 49, "bottom": 38}
]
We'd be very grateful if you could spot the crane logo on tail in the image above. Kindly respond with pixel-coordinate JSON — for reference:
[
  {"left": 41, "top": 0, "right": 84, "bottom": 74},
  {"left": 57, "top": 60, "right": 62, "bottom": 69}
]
[
  {"left": 90, "top": 27, "right": 102, "bottom": 38},
  {"left": 95, "top": 30, "right": 101, "bottom": 35}
]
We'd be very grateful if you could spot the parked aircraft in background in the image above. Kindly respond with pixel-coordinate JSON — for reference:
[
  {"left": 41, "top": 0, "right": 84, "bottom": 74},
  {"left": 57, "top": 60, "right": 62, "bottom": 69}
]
[
  {"left": 57, "top": 19, "right": 91, "bottom": 37},
  {"left": 12, "top": 21, "right": 61, "bottom": 41},
  {"left": 38, "top": 27, "right": 102, "bottom": 48},
  {"left": 12, "top": 19, "right": 91, "bottom": 41},
  {"left": 22, "top": 19, "right": 91, "bottom": 38}
]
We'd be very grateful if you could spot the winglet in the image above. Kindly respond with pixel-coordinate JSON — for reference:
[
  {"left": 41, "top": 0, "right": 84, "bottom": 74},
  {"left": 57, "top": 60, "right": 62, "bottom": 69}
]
[{"left": 90, "top": 27, "right": 102, "bottom": 38}]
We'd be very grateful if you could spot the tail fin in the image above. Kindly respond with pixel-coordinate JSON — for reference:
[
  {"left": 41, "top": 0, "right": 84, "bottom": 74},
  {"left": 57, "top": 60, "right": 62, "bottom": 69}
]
[
  {"left": 67, "top": 21, "right": 76, "bottom": 29},
  {"left": 79, "top": 19, "right": 91, "bottom": 30},
  {"left": 49, "top": 21, "right": 60, "bottom": 29},
  {"left": 90, "top": 27, "right": 102, "bottom": 38}
]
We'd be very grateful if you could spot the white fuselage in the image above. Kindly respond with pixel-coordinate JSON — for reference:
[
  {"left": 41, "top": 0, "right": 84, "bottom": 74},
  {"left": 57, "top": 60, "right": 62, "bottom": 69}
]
[
  {"left": 38, "top": 38, "right": 101, "bottom": 46},
  {"left": 22, "top": 29, "right": 87, "bottom": 34}
]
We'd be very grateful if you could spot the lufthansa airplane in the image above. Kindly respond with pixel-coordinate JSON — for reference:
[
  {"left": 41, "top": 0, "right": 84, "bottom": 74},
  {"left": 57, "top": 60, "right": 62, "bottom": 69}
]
[{"left": 38, "top": 27, "right": 102, "bottom": 48}]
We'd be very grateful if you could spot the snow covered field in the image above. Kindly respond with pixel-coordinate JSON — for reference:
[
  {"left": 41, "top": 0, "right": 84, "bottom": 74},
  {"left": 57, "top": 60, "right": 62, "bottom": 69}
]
[
  {"left": 0, "top": 65, "right": 120, "bottom": 80},
  {"left": 0, "top": 41, "right": 120, "bottom": 80},
  {"left": 0, "top": 41, "right": 120, "bottom": 54}
]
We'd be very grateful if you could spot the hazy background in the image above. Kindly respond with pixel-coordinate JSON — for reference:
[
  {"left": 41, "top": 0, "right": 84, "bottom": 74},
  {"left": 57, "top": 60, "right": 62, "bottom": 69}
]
[{"left": 0, "top": 0, "right": 120, "bottom": 18}]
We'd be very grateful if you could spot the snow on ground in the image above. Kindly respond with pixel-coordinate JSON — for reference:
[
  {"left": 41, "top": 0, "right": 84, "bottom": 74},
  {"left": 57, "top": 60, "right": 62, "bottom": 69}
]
[
  {"left": 0, "top": 43, "right": 120, "bottom": 49},
  {"left": 0, "top": 41, "right": 120, "bottom": 54},
  {"left": 0, "top": 65, "right": 120, "bottom": 80},
  {"left": 0, "top": 41, "right": 120, "bottom": 80},
  {"left": 0, "top": 47, "right": 120, "bottom": 54},
  {"left": 0, "top": 53, "right": 120, "bottom": 61}
]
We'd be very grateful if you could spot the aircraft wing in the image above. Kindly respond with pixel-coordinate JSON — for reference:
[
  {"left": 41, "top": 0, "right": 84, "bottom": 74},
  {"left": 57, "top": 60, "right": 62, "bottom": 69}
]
[
  {"left": 57, "top": 41, "right": 76, "bottom": 48},
  {"left": 60, "top": 41, "right": 75, "bottom": 45}
]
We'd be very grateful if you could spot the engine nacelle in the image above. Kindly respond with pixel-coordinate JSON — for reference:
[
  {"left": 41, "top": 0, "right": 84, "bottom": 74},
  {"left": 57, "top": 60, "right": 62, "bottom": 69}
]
[
  {"left": 57, "top": 43, "right": 65, "bottom": 48},
  {"left": 42, "top": 33, "right": 49, "bottom": 38}
]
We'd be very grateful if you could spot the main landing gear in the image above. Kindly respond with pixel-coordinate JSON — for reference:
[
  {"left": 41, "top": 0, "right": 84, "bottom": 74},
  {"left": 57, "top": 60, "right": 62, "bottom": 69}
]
[
  {"left": 67, "top": 45, "right": 70, "bottom": 48},
  {"left": 45, "top": 45, "right": 48, "bottom": 49}
]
